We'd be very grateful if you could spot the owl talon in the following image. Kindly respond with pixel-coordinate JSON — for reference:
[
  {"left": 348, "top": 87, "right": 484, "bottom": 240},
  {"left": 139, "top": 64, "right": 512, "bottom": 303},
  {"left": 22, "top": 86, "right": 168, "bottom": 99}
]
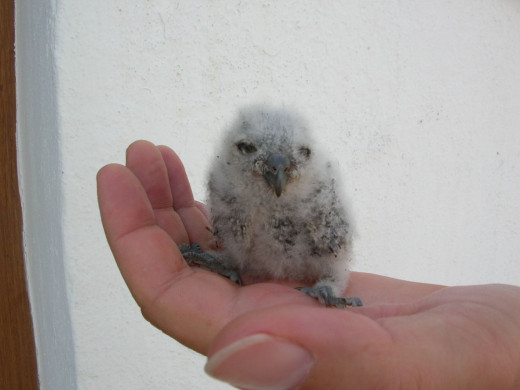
[
  {"left": 296, "top": 285, "right": 363, "bottom": 308},
  {"left": 179, "top": 243, "right": 243, "bottom": 286}
]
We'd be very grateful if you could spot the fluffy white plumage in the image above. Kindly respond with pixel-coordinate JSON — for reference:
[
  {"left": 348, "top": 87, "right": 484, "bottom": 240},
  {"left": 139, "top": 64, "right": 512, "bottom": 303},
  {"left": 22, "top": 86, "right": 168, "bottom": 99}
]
[{"left": 202, "top": 106, "right": 358, "bottom": 306}]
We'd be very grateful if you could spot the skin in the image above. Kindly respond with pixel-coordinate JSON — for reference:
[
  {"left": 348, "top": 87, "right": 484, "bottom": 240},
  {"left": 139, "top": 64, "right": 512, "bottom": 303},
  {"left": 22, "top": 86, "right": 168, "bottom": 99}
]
[{"left": 97, "top": 140, "right": 520, "bottom": 389}]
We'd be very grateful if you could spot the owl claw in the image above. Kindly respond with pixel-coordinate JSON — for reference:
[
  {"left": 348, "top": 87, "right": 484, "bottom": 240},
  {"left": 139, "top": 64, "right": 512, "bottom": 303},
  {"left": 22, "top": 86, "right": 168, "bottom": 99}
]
[
  {"left": 296, "top": 285, "right": 363, "bottom": 308},
  {"left": 179, "top": 243, "right": 243, "bottom": 286}
]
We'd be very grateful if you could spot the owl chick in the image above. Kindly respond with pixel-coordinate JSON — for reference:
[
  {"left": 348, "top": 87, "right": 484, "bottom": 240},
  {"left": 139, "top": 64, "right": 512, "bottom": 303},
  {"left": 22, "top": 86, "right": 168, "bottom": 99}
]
[{"left": 181, "top": 106, "right": 362, "bottom": 307}]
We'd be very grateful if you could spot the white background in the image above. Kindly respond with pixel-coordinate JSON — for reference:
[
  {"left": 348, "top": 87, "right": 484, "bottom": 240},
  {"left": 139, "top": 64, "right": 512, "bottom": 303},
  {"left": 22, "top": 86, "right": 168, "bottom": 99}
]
[{"left": 17, "top": 1, "right": 520, "bottom": 389}]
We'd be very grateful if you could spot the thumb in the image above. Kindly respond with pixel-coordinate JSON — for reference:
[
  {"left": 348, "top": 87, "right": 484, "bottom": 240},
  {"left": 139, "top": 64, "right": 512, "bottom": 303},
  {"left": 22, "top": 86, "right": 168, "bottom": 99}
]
[{"left": 204, "top": 305, "right": 395, "bottom": 390}]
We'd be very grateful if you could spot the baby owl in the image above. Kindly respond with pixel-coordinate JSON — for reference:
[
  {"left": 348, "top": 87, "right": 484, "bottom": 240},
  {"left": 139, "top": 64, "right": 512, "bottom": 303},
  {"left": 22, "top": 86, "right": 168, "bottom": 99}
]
[{"left": 181, "top": 106, "right": 362, "bottom": 307}]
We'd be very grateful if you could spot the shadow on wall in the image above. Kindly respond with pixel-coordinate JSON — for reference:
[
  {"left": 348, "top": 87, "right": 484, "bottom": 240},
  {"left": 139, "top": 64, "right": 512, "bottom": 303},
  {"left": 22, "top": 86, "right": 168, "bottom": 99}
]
[{"left": 16, "top": 1, "right": 77, "bottom": 389}]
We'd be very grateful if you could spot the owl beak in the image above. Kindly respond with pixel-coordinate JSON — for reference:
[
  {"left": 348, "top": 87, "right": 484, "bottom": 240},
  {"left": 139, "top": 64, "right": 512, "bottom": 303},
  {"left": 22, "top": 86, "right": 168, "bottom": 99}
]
[{"left": 263, "top": 153, "right": 290, "bottom": 197}]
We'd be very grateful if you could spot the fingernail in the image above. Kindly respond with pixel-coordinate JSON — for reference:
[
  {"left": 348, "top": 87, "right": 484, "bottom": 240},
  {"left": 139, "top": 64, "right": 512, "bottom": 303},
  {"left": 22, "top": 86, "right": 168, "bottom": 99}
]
[{"left": 205, "top": 334, "right": 314, "bottom": 390}]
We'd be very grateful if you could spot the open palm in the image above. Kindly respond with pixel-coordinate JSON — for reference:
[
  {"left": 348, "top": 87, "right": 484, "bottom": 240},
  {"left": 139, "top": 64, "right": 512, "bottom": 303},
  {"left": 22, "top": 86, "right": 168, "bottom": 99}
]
[{"left": 98, "top": 140, "right": 520, "bottom": 389}]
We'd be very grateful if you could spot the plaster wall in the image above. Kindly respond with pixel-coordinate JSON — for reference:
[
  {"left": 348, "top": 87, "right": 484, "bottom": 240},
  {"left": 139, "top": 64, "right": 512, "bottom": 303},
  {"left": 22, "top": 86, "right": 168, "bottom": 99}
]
[
  {"left": 18, "top": 1, "right": 520, "bottom": 389},
  {"left": 15, "top": 1, "right": 77, "bottom": 389}
]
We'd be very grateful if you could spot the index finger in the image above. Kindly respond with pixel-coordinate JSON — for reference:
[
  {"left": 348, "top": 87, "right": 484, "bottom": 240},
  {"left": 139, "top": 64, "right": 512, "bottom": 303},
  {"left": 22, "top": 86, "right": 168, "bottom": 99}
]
[{"left": 157, "top": 145, "right": 216, "bottom": 249}]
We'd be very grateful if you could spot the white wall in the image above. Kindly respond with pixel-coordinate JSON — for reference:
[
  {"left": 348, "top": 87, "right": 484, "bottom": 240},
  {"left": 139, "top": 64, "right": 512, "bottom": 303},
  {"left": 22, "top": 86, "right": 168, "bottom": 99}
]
[
  {"left": 18, "top": 1, "right": 520, "bottom": 389},
  {"left": 16, "top": 1, "right": 77, "bottom": 389}
]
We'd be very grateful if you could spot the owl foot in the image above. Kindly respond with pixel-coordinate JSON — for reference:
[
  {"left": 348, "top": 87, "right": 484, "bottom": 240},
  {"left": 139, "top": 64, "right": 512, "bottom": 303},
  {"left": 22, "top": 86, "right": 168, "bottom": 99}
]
[
  {"left": 296, "top": 285, "right": 363, "bottom": 308},
  {"left": 179, "top": 243, "right": 243, "bottom": 286}
]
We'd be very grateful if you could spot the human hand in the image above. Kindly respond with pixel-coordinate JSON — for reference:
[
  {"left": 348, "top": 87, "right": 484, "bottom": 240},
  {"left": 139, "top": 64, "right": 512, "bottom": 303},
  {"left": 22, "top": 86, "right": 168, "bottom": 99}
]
[{"left": 97, "top": 140, "right": 520, "bottom": 389}]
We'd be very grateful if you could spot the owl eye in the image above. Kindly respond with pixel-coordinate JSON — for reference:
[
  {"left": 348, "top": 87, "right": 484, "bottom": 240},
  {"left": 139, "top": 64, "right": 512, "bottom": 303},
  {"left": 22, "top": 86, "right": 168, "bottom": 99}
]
[
  {"left": 237, "top": 142, "right": 257, "bottom": 154},
  {"left": 299, "top": 146, "right": 311, "bottom": 158}
]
